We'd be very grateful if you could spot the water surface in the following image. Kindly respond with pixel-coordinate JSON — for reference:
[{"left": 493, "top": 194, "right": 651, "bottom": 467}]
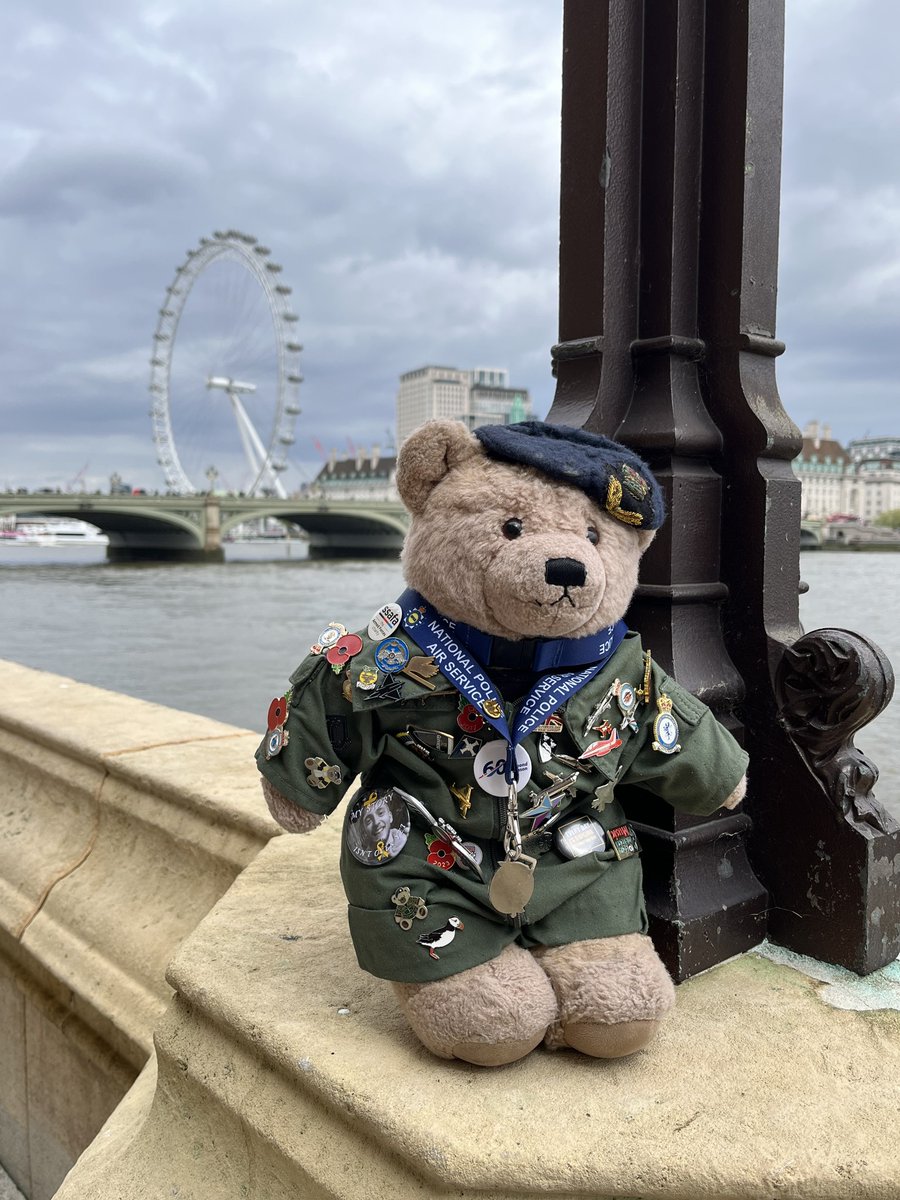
[{"left": 2, "top": 542, "right": 897, "bottom": 815}]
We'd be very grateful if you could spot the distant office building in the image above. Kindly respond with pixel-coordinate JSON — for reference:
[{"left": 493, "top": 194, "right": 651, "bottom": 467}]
[
  {"left": 792, "top": 421, "right": 900, "bottom": 521},
  {"left": 396, "top": 365, "right": 531, "bottom": 445},
  {"left": 845, "top": 434, "right": 900, "bottom": 523},
  {"left": 311, "top": 447, "right": 398, "bottom": 502}
]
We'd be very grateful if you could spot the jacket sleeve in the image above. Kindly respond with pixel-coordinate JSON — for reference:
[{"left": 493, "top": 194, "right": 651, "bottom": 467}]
[
  {"left": 255, "top": 653, "right": 374, "bottom": 818},
  {"left": 624, "top": 670, "right": 749, "bottom": 816}
]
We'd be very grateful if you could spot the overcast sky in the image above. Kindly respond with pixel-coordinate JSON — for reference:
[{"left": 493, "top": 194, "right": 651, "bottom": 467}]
[{"left": 1, "top": 1, "right": 898, "bottom": 493}]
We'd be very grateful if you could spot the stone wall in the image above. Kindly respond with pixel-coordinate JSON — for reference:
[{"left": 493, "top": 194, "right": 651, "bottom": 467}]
[{"left": 0, "top": 661, "right": 277, "bottom": 1199}]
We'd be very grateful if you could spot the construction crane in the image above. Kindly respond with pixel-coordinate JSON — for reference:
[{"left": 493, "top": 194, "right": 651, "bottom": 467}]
[{"left": 66, "top": 462, "right": 90, "bottom": 493}]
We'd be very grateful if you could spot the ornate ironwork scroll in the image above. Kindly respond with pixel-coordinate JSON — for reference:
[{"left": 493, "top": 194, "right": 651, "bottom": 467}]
[{"left": 777, "top": 629, "right": 895, "bottom": 831}]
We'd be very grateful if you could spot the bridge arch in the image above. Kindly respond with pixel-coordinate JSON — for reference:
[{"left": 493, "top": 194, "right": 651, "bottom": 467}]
[
  {"left": 0, "top": 493, "right": 410, "bottom": 561},
  {"left": 0, "top": 495, "right": 209, "bottom": 561},
  {"left": 219, "top": 500, "right": 409, "bottom": 557}
]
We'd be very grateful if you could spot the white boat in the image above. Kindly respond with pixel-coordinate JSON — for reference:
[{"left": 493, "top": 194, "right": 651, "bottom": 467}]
[{"left": 3, "top": 518, "right": 109, "bottom": 547}]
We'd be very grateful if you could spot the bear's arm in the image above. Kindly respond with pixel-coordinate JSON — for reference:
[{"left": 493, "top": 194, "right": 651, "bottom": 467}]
[
  {"left": 256, "top": 652, "right": 373, "bottom": 826},
  {"left": 623, "top": 671, "right": 749, "bottom": 817}
]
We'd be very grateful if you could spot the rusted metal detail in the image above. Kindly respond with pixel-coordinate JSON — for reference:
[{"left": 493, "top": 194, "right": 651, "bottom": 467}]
[
  {"left": 776, "top": 629, "right": 896, "bottom": 833},
  {"left": 629, "top": 335, "right": 705, "bottom": 360},
  {"left": 550, "top": 336, "right": 605, "bottom": 364}
]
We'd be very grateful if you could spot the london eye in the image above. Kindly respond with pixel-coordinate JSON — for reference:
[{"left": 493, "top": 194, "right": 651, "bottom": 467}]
[{"left": 149, "top": 231, "right": 302, "bottom": 496}]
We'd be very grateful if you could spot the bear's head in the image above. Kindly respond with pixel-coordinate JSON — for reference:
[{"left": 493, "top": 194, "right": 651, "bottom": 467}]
[{"left": 396, "top": 420, "right": 664, "bottom": 641}]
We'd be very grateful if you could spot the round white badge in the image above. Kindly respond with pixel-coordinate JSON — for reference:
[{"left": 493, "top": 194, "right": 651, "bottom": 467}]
[
  {"left": 368, "top": 603, "right": 403, "bottom": 641},
  {"left": 473, "top": 739, "right": 532, "bottom": 796}
]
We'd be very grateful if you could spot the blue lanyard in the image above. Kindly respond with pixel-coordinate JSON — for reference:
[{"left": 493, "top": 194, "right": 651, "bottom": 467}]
[{"left": 397, "top": 589, "right": 626, "bottom": 781}]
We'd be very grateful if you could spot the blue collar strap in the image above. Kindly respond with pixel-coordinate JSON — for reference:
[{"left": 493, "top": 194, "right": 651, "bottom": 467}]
[
  {"left": 449, "top": 619, "right": 625, "bottom": 673},
  {"left": 396, "top": 588, "right": 626, "bottom": 781},
  {"left": 396, "top": 588, "right": 625, "bottom": 673}
]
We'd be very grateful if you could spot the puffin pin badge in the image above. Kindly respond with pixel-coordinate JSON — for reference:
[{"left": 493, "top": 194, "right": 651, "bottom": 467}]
[
  {"left": 652, "top": 695, "right": 682, "bottom": 754},
  {"left": 417, "top": 916, "right": 464, "bottom": 960}
]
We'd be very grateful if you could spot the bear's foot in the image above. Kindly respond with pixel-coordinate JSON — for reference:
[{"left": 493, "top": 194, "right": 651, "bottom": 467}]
[
  {"left": 392, "top": 943, "right": 558, "bottom": 1067},
  {"left": 535, "top": 933, "right": 674, "bottom": 1059}
]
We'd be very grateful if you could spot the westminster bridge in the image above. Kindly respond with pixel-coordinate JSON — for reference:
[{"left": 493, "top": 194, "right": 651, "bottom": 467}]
[{"left": 0, "top": 492, "right": 410, "bottom": 561}]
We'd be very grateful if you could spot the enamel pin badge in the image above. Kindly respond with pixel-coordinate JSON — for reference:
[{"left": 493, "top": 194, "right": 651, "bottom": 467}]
[{"left": 652, "top": 695, "right": 682, "bottom": 754}]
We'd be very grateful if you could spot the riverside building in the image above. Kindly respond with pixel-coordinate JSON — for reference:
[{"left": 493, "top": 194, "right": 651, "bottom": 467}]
[
  {"left": 310, "top": 447, "right": 398, "bottom": 501},
  {"left": 793, "top": 421, "right": 900, "bottom": 522},
  {"left": 396, "top": 365, "right": 531, "bottom": 444}
]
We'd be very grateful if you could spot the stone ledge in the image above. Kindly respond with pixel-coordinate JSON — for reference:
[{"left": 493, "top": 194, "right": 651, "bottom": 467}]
[
  {"left": 58, "top": 816, "right": 900, "bottom": 1200},
  {"left": 0, "top": 660, "right": 280, "bottom": 1199}
]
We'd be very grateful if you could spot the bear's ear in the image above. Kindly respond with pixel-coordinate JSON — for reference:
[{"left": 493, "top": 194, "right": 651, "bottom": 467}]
[
  {"left": 636, "top": 528, "right": 656, "bottom": 553},
  {"left": 396, "top": 420, "right": 483, "bottom": 514}
]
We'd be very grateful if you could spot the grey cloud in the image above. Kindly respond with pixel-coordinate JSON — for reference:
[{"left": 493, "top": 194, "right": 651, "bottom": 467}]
[
  {"left": 2, "top": 1, "right": 899, "bottom": 491},
  {"left": 0, "top": 139, "right": 207, "bottom": 219}
]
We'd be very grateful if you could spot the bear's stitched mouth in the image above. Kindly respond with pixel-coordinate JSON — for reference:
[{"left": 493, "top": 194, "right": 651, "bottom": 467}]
[
  {"left": 487, "top": 589, "right": 603, "bottom": 638},
  {"left": 534, "top": 588, "right": 578, "bottom": 609},
  {"left": 551, "top": 587, "right": 578, "bottom": 608}
]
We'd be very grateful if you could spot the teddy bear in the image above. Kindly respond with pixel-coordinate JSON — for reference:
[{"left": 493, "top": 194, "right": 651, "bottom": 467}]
[{"left": 257, "top": 419, "right": 747, "bottom": 1067}]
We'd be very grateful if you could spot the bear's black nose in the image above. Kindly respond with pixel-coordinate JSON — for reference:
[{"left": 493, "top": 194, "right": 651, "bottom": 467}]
[{"left": 545, "top": 557, "right": 586, "bottom": 588}]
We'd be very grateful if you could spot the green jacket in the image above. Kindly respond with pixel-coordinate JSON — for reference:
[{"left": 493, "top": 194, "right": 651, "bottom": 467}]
[{"left": 256, "top": 620, "right": 748, "bottom": 982}]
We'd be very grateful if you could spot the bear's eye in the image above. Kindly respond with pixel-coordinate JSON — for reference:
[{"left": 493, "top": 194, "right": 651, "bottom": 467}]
[
  {"left": 586, "top": 526, "right": 599, "bottom": 545},
  {"left": 502, "top": 518, "right": 524, "bottom": 540}
]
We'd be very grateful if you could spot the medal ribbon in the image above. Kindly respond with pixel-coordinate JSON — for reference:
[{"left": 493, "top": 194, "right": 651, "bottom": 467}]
[{"left": 397, "top": 589, "right": 626, "bottom": 781}]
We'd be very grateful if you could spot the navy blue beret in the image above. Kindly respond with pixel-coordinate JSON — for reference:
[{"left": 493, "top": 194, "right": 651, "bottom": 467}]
[{"left": 473, "top": 421, "right": 665, "bottom": 531}]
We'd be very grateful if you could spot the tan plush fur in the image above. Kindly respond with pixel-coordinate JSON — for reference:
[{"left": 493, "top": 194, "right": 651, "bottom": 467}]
[
  {"left": 392, "top": 943, "right": 558, "bottom": 1066},
  {"left": 261, "top": 777, "right": 325, "bottom": 833},
  {"left": 721, "top": 774, "right": 747, "bottom": 810},
  {"left": 534, "top": 934, "right": 675, "bottom": 1056},
  {"left": 398, "top": 421, "right": 653, "bottom": 641}
]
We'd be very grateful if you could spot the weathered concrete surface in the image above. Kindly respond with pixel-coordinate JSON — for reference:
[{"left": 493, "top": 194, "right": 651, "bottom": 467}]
[
  {"left": 57, "top": 818, "right": 900, "bottom": 1200},
  {"left": 0, "top": 660, "right": 278, "bottom": 1200},
  {"left": 0, "top": 1165, "right": 25, "bottom": 1200}
]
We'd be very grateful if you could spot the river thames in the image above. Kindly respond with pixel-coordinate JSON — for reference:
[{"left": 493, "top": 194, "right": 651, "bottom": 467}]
[{"left": 2, "top": 542, "right": 898, "bottom": 817}]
